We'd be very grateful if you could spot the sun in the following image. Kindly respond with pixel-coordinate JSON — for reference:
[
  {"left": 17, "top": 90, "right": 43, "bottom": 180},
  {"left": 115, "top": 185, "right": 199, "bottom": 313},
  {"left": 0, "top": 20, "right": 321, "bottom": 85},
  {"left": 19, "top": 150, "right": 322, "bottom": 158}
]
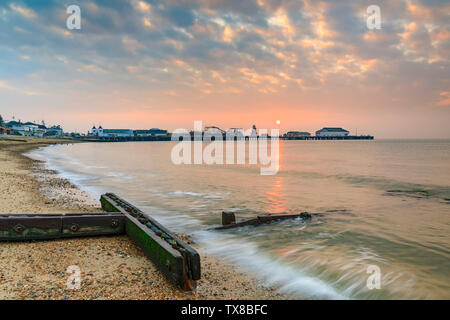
[{"left": 276, "top": 120, "right": 281, "bottom": 125}]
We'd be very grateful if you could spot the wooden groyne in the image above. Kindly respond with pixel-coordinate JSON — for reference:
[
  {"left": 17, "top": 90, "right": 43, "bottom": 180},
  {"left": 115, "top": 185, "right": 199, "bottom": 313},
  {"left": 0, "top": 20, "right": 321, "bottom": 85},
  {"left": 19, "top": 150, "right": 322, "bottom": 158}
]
[
  {"left": 0, "top": 194, "right": 201, "bottom": 291},
  {"left": 100, "top": 193, "right": 200, "bottom": 290},
  {"left": 0, "top": 213, "right": 125, "bottom": 241},
  {"left": 212, "top": 211, "right": 313, "bottom": 230}
]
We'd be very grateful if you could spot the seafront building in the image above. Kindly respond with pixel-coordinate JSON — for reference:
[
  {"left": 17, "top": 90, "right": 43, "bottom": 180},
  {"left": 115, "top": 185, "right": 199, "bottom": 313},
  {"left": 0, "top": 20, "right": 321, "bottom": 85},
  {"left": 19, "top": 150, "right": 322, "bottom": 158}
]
[
  {"left": 91, "top": 126, "right": 134, "bottom": 138},
  {"left": 90, "top": 126, "right": 168, "bottom": 138},
  {"left": 3, "top": 120, "right": 63, "bottom": 137},
  {"left": 45, "top": 125, "right": 63, "bottom": 137},
  {"left": 0, "top": 126, "right": 14, "bottom": 135},
  {"left": 315, "top": 127, "right": 349, "bottom": 137},
  {"left": 134, "top": 128, "right": 168, "bottom": 137},
  {"left": 285, "top": 131, "right": 311, "bottom": 138}
]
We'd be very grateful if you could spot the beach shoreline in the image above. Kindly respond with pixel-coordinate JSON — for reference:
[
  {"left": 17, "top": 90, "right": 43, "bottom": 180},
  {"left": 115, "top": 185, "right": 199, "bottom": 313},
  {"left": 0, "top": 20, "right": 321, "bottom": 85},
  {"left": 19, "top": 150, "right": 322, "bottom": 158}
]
[{"left": 0, "top": 137, "right": 287, "bottom": 300}]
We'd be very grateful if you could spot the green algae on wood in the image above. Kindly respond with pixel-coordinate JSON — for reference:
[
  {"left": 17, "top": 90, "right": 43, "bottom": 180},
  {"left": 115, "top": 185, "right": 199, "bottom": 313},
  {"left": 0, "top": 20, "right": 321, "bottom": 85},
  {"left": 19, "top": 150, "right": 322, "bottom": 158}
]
[
  {"left": 100, "top": 193, "right": 200, "bottom": 290},
  {"left": 0, "top": 213, "right": 125, "bottom": 241}
]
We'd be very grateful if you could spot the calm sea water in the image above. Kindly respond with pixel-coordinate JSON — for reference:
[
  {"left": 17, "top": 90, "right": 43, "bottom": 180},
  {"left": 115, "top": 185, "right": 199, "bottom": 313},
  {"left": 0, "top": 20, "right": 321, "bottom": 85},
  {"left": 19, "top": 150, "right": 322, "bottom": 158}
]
[{"left": 28, "top": 140, "right": 450, "bottom": 299}]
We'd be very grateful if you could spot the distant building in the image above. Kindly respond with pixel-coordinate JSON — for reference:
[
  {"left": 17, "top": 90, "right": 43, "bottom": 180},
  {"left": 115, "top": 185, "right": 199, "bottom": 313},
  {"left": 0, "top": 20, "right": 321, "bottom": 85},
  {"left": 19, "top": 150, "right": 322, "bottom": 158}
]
[
  {"left": 226, "top": 128, "right": 243, "bottom": 135},
  {"left": 99, "top": 129, "right": 134, "bottom": 138},
  {"left": 24, "top": 122, "right": 47, "bottom": 130},
  {"left": 134, "top": 128, "right": 168, "bottom": 137},
  {"left": 6, "top": 121, "right": 26, "bottom": 133},
  {"left": 150, "top": 128, "right": 168, "bottom": 136},
  {"left": 204, "top": 126, "right": 225, "bottom": 135},
  {"left": 242, "top": 124, "right": 257, "bottom": 137},
  {"left": 134, "top": 130, "right": 151, "bottom": 137},
  {"left": 225, "top": 128, "right": 245, "bottom": 139},
  {"left": 0, "top": 126, "right": 15, "bottom": 135},
  {"left": 69, "top": 132, "right": 81, "bottom": 138},
  {"left": 44, "top": 125, "right": 63, "bottom": 137},
  {"left": 315, "top": 127, "right": 349, "bottom": 137},
  {"left": 6, "top": 121, "right": 49, "bottom": 137},
  {"left": 89, "top": 125, "right": 133, "bottom": 138},
  {"left": 285, "top": 131, "right": 311, "bottom": 138},
  {"left": 89, "top": 125, "right": 166, "bottom": 138}
]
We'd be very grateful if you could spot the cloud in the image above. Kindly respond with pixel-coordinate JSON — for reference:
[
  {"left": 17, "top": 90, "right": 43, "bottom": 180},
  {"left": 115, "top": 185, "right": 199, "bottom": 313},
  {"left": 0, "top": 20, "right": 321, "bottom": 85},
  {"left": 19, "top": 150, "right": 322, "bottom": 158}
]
[
  {"left": 9, "top": 3, "right": 36, "bottom": 18},
  {"left": 0, "top": 80, "right": 43, "bottom": 96},
  {"left": 0, "top": 0, "right": 449, "bottom": 136},
  {"left": 436, "top": 91, "right": 450, "bottom": 107},
  {"left": 135, "top": 1, "right": 151, "bottom": 12},
  {"left": 122, "top": 36, "right": 144, "bottom": 53}
]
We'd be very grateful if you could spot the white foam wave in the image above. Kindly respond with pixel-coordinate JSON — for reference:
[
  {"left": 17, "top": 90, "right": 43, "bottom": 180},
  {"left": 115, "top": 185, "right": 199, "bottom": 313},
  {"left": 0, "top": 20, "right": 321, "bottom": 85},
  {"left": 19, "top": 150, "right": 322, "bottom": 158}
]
[{"left": 194, "top": 230, "right": 348, "bottom": 300}]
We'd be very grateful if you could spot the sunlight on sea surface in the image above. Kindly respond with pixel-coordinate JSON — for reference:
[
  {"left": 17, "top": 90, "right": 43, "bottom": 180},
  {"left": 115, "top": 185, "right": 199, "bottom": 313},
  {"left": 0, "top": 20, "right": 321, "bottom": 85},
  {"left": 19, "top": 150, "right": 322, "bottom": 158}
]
[{"left": 27, "top": 140, "right": 450, "bottom": 299}]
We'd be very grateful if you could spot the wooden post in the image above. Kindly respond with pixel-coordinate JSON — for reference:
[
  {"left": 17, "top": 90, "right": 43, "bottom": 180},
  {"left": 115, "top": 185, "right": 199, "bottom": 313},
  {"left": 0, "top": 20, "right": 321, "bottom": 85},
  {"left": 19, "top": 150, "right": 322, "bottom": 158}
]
[
  {"left": 213, "top": 211, "right": 314, "bottom": 230},
  {"left": 222, "top": 212, "right": 236, "bottom": 226}
]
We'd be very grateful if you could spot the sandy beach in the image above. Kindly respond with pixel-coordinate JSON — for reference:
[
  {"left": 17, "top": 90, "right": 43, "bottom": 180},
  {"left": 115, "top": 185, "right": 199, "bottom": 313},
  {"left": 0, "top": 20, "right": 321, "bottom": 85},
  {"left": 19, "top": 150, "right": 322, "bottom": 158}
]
[{"left": 0, "top": 137, "right": 286, "bottom": 300}]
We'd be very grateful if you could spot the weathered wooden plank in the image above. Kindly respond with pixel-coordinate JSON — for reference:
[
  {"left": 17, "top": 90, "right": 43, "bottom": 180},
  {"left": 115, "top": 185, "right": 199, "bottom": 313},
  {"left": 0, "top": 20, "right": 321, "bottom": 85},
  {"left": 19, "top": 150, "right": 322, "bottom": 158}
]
[
  {"left": 100, "top": 193, "right": 200, "bottom": 290},
  {"left": 0, "top": 215, "right": 61, "bottom": 240},
  {"left": 61, "top": 214, "right": 125, "bottom": 238},
  {"left": 0, "top": 213, "right": 125, "bottom": 241},
  {"left": 212, "top": 211, "right": 312, "bottom": 230},
  {"left": 124, "top": 212, "right": 185, "bottom": 286}
]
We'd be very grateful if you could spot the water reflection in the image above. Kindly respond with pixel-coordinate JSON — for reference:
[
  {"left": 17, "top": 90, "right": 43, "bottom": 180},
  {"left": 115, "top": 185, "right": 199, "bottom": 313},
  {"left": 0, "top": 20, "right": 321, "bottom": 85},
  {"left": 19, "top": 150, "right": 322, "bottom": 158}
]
[{"left": 265, "top": 176, "right": 287, "bottom": 214}]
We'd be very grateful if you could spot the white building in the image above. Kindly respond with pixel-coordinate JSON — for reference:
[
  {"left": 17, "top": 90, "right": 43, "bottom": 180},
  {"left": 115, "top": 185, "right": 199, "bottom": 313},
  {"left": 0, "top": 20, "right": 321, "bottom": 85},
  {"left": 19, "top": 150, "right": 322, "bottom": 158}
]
[
  {"left": 91, "top": 125, "right": 134, "bottom": 138},
  {"left": 315, "top": 128, "right": 349, "bottom": 137},
  {"left": 6, "top": 121, "right": 53, "bottom": 137},
  {"left": 8, "top": 123, "right": 26, "bottom": 134},
  {"left": 8, "top": 123, "right": 36, "bottom": 136}
]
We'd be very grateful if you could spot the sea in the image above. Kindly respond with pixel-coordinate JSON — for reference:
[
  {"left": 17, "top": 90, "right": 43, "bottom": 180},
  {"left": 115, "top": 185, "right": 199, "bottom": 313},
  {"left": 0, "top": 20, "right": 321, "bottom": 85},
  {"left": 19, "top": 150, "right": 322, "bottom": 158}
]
[{"left": 26, "top": 139, "right": 450, "bottom": 299}]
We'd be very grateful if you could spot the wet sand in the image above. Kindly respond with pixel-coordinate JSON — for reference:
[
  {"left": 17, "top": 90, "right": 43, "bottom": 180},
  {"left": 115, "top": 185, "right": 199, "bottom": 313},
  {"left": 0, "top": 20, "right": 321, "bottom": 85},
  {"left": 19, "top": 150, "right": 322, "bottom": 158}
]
[{"left": 0, "top": 137, "right": 286, "bottom": 300}]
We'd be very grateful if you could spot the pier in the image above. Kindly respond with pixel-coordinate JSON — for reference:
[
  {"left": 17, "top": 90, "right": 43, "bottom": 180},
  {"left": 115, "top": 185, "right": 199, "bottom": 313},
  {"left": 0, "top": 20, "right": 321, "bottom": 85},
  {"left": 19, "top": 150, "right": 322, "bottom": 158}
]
[
  {"left": 76, "top": 134, "right": 374, "bottom": 142},
  {"left": 78, "top": 135, "right": 172, "bottom": 142},
  {"left": 281, "top": 135, "right": 374, "bottom": 140}
]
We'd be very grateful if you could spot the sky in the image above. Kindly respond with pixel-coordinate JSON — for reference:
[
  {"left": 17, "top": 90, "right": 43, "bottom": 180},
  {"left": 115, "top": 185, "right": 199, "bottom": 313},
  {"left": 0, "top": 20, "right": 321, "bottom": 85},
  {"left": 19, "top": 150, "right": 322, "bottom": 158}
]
[{"left": 0, "top": 0, "right": 449, "bottom": 138}]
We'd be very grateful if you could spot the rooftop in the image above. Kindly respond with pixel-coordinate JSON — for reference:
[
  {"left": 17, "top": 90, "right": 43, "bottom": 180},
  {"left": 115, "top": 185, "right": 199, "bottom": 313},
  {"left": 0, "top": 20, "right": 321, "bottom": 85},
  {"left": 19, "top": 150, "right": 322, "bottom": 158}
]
[
  {"left": 317, "top": 127, "right": 349, "bottom": 132},
  {"left": 102, "top": 129, "right": 133, "bottom": 133}
]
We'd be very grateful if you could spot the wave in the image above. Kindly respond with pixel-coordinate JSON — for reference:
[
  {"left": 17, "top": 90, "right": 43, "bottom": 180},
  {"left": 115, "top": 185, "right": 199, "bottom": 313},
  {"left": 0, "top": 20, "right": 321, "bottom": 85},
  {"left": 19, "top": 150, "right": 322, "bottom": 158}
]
[
  {"left": 194, "top": 230, "right": 347, "bottom": 299},
  {"left": 170, "top": 190, "right": 228, "bottom": 200}
]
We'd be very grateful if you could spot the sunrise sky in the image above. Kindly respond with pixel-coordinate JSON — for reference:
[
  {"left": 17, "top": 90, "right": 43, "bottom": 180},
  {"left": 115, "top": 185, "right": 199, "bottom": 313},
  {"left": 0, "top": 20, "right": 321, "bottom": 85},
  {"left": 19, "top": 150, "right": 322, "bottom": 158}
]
[{"left": 0, "top": 0, "right": 449, "bottom": 138}]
